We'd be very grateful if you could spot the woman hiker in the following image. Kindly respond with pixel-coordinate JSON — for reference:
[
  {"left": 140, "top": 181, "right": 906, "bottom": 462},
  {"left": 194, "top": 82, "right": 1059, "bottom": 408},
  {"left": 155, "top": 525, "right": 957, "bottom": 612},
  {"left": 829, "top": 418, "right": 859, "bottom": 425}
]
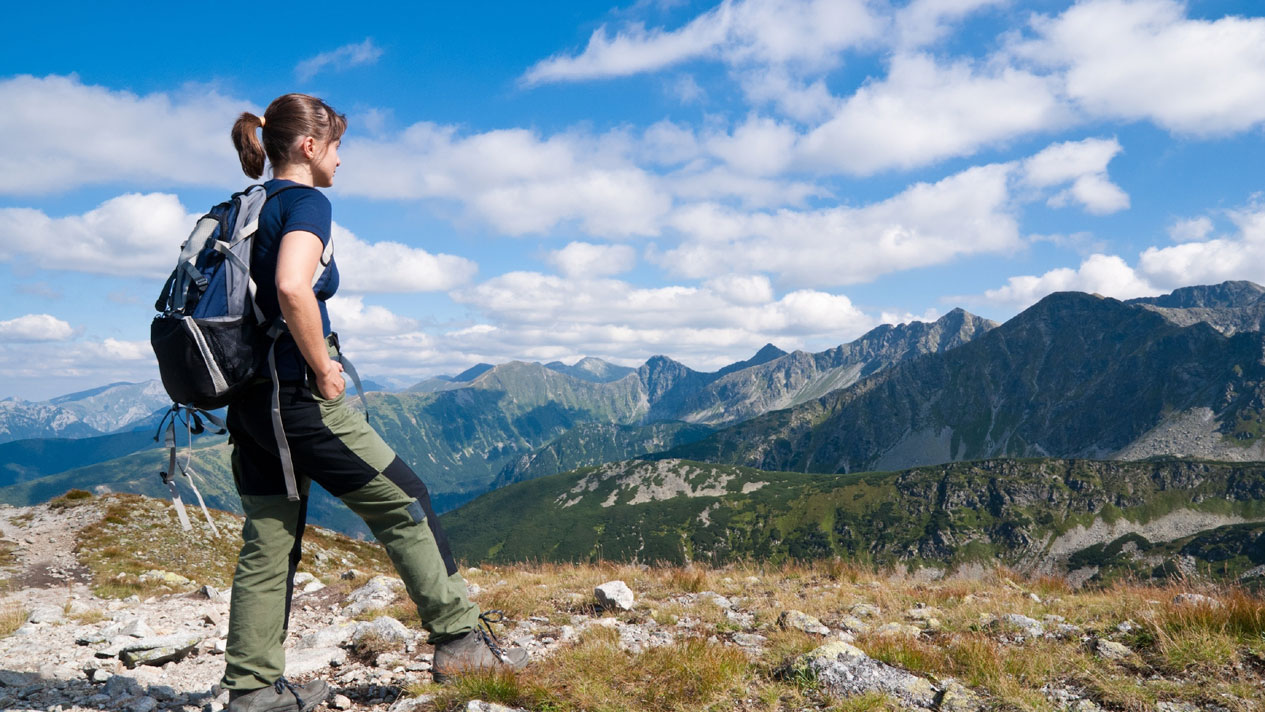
[{"left": 221, "top": 93, "right": 527, "bottom": 712}]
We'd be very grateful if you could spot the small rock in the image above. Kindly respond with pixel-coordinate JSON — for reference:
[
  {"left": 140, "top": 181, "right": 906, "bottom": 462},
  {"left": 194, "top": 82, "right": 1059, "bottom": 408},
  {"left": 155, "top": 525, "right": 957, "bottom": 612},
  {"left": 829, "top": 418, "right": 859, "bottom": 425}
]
[
  {"left": 1028, "top": 593, "right": 1042, "bottom": 603},
  {"left": 1116, "top": 620, "right": 1138, "bottom": 634},
  {"left": 87, "top": 668, "right": 111, "bottom": 684},
  {"left": 595, "top": 580, "right": 635, "bottom": 611},
  {"left": 1156, "top": 702, "right": 1201, "bottom": 712},
  {"left": 732, "top": 632, "right": 767, "bottom": 647},
  {"left": 778, "top": 610, "right": 830, "bottom": 635},
  {"left": 352, "top": 617, "right": 412, "bottom": 646},
  {"left": 849, "top": 603, "right": 881, "bottom": 618},
  {"left": 0, "top": 670, "right": 31, "bottom": 687},
  {"left": 1172, "top": 593, "right": 1221, "bottom": 608},
  {"left": 467, "top": 701, "right": 526, "bottom": 712},
  {"left": 343, "top": 576, "right": 404, "bottom": 616},
  {"left": 27, "top": 606, "right": 64, "bottom": 625},
  {"left": 340, "top": 569, "right": 362, "bottom": 580},
  {"left": 793, "top": 642, "right": 937, "bottom": 708},
  {"left": 297, "top": 623, "right": 357, "bottom": 649},
  {"left": 331, "top": 694, "right": 353, "bottom": 710},
  {"left": 128, "top": 697, "right": 159, "bottom": 712},
  {"left": 117, "top": 633, "right": 202, "bottom": 668},
  {"left": 1095, "top": 639, "right": 1131, "bottom": 660},
  {"left": 998, "top": 613, "right": 1044, "bottom": 637},
  {"left": 199, "top": 585, "right": 223, "bottom": 602},
  {"left": 1053, "top": 623, "right": 1083, "bottom": 640},
  {"left": 387, "top": 695, "right": 434, "bottom": 712},
  {"left": 834, "top": 614, "right": 871, "bottom": 634},
  {"left": 938, "top": 680, "right": 984, "bottom": 712},
  {"left": 875, "top": 622, "right": 922, "bottom": 637},
  {"left": 285, "top": 647, "right": 347, "bottom": 677},
  {"left": 141, "top": 569, "right": 191, "bottom": 586}
]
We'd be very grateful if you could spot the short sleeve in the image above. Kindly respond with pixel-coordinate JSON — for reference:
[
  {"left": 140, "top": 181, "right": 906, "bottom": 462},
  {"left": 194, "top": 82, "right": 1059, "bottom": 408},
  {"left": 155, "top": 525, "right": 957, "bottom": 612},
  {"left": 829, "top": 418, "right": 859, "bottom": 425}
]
[{"left": 279, "top": 189, "right": 332, "bottom": 245}]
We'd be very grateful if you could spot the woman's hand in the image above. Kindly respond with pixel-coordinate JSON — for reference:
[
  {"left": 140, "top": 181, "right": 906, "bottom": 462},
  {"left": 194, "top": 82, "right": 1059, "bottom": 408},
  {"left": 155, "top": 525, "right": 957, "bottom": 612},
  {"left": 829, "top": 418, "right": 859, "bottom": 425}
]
[{"left": 315, "top": 360, "right": 346, "bottom": 400}]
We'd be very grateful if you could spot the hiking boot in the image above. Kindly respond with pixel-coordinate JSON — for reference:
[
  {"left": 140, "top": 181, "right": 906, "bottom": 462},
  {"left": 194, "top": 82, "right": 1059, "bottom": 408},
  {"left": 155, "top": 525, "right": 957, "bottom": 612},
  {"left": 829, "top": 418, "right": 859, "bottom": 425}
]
[
  {"left": 432, "top": 611, "right": 529, "bottom": 683},
  {"left": 227, "top": 677, "right": 328, "bottom": 712}
]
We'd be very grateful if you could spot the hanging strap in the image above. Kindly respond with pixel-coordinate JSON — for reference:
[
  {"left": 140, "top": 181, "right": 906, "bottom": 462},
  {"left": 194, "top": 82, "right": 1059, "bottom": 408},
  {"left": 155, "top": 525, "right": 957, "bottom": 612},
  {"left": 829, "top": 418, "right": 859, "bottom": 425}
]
[
  {"left": 155, "top": 405, "right": 228, "bottom": 532},
  {"left": 266, "top": 328, "right": 302, "bottom": 502}
]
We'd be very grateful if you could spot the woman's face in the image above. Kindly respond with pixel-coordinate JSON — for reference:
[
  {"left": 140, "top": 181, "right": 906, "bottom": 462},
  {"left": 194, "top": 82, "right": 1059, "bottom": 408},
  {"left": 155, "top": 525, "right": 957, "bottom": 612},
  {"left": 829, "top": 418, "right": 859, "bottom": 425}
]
[{"left": 312, "top": 137, "right": 341, "bottom": 188}]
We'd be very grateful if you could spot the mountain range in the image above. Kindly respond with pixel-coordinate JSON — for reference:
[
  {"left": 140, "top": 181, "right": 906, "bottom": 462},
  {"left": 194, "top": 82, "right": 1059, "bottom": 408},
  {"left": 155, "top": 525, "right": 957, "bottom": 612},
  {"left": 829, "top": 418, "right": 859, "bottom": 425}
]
[{"left": 5, "top": 281, "right": 1265, "bottom": 556}]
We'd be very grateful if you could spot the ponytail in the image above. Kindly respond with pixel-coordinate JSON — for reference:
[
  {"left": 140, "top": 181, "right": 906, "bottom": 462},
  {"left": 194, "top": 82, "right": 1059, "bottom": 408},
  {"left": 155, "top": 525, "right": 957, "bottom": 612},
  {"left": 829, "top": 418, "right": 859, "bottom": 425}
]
[
  {"left": 229, "top": 95, "right": 347, "bottom": 180},
  {"left": 231, "top": 112, "right": 266, "bottom": 179}
]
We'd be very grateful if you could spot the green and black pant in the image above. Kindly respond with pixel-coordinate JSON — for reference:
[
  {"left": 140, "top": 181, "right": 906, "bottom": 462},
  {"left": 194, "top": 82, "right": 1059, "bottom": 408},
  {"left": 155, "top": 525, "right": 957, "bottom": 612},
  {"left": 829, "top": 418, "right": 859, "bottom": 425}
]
[{"left": 221, "top": 344, "right": 479, "bottom": 691}]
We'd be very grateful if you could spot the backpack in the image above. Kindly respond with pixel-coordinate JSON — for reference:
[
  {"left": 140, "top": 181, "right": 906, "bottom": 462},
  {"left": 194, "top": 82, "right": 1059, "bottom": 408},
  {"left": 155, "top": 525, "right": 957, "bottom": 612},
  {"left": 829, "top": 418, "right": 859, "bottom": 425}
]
[{"left": 150, "top": 184, "right": 336, "bottom": 530}]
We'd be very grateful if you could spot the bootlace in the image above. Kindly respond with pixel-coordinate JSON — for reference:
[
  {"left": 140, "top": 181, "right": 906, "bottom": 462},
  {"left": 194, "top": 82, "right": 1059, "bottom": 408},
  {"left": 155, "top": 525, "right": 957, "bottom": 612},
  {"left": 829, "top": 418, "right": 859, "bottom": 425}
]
[
  {"left": 476, "top": 610, "right": 510, "bottom": 662},
  {"left": 273, "top": 677, "right": 303, "bottom": 707}
]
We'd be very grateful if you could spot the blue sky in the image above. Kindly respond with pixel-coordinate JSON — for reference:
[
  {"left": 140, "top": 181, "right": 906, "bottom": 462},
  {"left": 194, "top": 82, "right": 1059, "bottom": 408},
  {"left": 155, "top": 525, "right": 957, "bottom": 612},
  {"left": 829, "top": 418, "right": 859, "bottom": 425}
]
[{"left": 2, "top": 0, "right": 1264, "bottom": 400}]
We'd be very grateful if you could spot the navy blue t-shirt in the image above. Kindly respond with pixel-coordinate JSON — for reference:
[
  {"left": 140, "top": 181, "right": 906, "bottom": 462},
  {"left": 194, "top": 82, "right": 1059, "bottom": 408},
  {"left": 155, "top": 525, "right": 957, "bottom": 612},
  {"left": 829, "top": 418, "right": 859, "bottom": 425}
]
[{"left": 252, "top": 179, "right": 340, "bottom": 381}]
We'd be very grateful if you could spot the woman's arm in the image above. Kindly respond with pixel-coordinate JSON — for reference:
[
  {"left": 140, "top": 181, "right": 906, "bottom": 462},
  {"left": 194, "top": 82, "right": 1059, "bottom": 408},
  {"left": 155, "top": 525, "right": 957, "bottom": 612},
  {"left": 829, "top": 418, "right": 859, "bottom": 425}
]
[{"left": 275, "top": 230, "right": 344, "bottom": 399}]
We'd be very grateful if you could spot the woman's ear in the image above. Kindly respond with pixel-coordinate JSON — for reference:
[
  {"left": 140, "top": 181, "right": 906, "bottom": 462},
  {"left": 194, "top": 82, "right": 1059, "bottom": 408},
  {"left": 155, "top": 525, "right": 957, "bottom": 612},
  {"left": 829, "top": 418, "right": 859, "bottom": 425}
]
[{"left": 301, "top": 136, "right": 316, "bottom": 160}]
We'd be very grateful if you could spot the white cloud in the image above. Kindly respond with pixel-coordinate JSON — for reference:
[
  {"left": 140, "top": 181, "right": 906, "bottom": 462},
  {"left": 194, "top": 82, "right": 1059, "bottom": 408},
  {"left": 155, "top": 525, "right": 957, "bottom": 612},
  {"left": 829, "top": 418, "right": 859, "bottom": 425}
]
[
  {"left": 0, "top": 75, "right": 246, "bottom": 195},
  {"left": 296, "top": 38, "right": 384, "bottom": 82},
  {"left": 0, "top": 193, "right": 471, "bottom": 292},
  {"left": 0, "top": 314, "right": 75, "bottom": 342},
  {"left": 0, "top": 337, "right": 157, "bottom": 399},
  {"left": 325, "top": 296, "right": 420, "bottom": 336},
  {"left": 798, "top": 53, "right": 1067, "bottom": 175},
  {"left": 338, "top": 124, "right": 672, "bottom": 236},
  {"left": 332, "top": 223, "right": 477, "bottom": 292},
  {"left": 978, "top": 253, "right": 1160, "bottom": 309},
  {"left": 1168, "top": 216, "right": 1214, "bottom": 243},
  {"left": 522, "top": 0, "right": 884, "bottom": 85},
  {"left": 894, "top": 0, "right": 1009, "bottom": 49},
  {"left": 661, "top": 162, "right": 1021, "bottom": 286},
  {"left": 973, "top": 200, "right": 1265, "bottom": 311},
  {"left": 1013, "top": 0, "right": 1265, "bottom": 135},
  {"left": 0, "top": 193, "right": 197, "bottom": 278},
  {"left": 548, "top": 242, "right": 637, "bottom": 278},
  {"left": 705, "top": 115, "right": 799, "bottom": 176},
  {"left": 1021, "top": 137, "right": 1129, "bottom": 215},
  {"left": 1137, "top": 204, "right": 1265, "bottom": 288}
]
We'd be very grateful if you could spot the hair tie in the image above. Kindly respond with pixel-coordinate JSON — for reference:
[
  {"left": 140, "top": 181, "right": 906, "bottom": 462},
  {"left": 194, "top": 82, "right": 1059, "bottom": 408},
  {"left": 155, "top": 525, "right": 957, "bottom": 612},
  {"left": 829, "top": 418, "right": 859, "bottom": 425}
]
[{"left": 259, "top": 115, "right": 266, "bottom": 128}]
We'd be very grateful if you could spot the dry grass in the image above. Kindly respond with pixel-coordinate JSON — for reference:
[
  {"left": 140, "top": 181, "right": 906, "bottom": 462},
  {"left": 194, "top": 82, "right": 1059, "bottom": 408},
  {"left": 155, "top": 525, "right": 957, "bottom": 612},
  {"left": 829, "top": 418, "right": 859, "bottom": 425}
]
[{"left": 0, "top": 606, "right": 27, "bottom": 638}]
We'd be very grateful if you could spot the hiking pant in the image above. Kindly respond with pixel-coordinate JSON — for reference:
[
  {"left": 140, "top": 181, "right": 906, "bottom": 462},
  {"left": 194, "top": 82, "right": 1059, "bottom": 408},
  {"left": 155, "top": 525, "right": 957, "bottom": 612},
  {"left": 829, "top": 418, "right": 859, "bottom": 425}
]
[{"left": 220, "top": 346, "right": 479, "bottom": 691}]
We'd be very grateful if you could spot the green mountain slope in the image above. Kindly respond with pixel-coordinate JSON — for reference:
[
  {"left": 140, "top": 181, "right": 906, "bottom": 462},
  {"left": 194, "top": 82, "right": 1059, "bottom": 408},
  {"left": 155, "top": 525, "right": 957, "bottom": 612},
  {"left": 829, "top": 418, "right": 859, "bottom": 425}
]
[
  {"left": 664, "top": 292, "right": 1265, "bottom": 473},
  {"left": 0, "top": 429, "right": 161, "bottom": 486},
  {"left": 441, "top": 457, "right": 1265, "bottom": 584},
  {"left": 492, "top": 421, "right": 716, "bottom": 488}
]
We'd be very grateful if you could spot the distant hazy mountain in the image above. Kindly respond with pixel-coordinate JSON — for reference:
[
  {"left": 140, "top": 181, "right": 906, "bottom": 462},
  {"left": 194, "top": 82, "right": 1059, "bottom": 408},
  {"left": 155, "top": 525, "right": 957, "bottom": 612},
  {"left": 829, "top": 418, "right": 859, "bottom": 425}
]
[
  {"left": 443, "top": 456, "right": 1265, "bottom": 583},
  {"left": 544, "top": 357, "right": 636, "bottom": 383},
  {"left": 0, "top": 381, "right": 172, "bottom": 444},
  {"left": 665, "top": 287, "right": 1265, "bottom": 473}
]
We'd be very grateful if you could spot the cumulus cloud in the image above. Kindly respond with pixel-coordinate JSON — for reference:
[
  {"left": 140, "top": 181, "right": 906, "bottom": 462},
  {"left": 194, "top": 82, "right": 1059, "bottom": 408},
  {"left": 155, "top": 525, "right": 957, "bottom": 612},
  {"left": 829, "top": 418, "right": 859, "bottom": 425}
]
[
  {"left": 0, "top": 75, "right": 246, "bottom": 195},
  {"left": 977, "top": 253, "right": 1160, "bottom": 309},
  {"left": 332, "top": 223, "right": 477, "bottom": 292},
  {"left": 660, "top": 162, "right": 1021, "bottom": 286},
  {"left": 972, "top": 200, "right": 1265, "bottom": 312},
  {"left": 325, "top": 296, "right": 420, "bottom": 336},
  {"left": 0, "top": 193, "right": 197, "bottom": 278},
  {"left": 0, "top": 337, "right": 156, "bottom": 399},
  {"left": 338, "top": 124, "right": 673, "bottom": 237},
  {"left": 0, "top": 193, "right": 471, "bottom": 292},
  {"left": 547, "top": 242, "right": 637, "bottom": 278},
  {"left": 0, "top": 314, "right": 75, "bottom": 342},
  {"left": 1137, "top": 205, "right": 1265, "bottom": 288},
  {"left": 1168, "top": 216, "right": 1214, "bottom": 243},
  {"left": 295, "top": 38, "right": 384, "bottom": 82},
  {"left": 893, "top": 0, "right": 1009, "bottom": 50},
  {"left": 1021, "top": 137, "right": 1129, "bottom": 214},
  {"left": 798, "top": 53, "right": 1067, "bottom": 175},
  {"left": 1012, "top": 0, "right": 1265, "bottom": 135},
  {"left": 522, "top": 0, "right": 883, "bottom": 85}
]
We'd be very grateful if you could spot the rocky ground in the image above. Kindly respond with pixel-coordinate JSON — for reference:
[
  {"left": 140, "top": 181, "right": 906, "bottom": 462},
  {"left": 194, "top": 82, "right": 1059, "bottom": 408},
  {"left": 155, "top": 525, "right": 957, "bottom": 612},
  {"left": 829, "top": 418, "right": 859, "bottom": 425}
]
[{"left": 0, "top": 494, "right": 1261, "bottom": 712}]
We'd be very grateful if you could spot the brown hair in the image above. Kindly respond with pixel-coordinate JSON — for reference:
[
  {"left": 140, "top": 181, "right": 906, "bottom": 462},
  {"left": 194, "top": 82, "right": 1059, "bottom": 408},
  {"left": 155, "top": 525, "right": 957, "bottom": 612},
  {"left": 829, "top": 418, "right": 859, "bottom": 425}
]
[{"left": 231, "top": 93, "right": 348, "bottom": 179}]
